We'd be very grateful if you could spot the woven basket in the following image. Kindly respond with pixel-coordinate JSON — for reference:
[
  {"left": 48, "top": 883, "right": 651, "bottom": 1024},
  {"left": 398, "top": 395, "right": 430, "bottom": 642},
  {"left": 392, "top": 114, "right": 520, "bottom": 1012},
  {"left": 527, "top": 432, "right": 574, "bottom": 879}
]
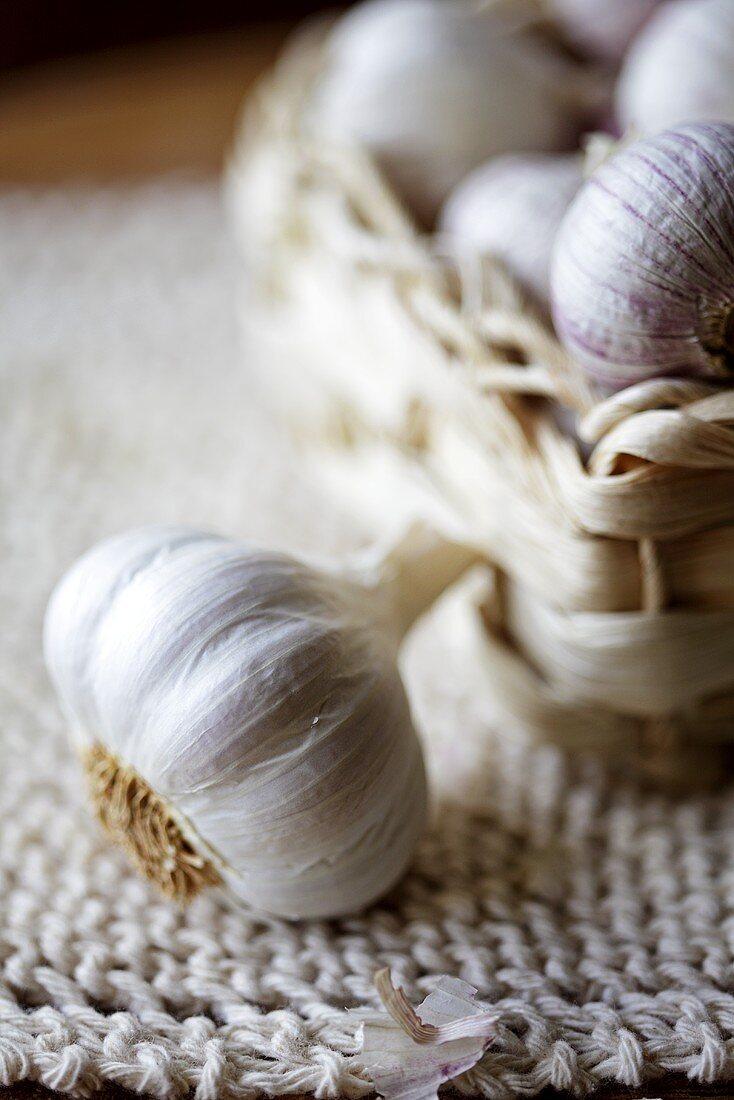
[{"left": 228, "top": 23, "right": 734, "bottom": 788}]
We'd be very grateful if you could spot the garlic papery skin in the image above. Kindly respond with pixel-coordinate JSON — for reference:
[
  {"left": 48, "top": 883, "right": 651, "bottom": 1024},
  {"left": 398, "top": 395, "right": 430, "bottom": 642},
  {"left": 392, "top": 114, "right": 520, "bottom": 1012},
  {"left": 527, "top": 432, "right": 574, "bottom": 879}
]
[
  {"left": 545, "top": 0, "right": 662, "bottom": 63},
  {"left": 616, "top": 0, "right": 734, "bottom": 137},
  {"left": 439, "top": 153, "right": 582, "bottom": 305},
  {"left": 310, "top": 0, "right": 590, "bottom": 224},
  {"left": 550, "top": 122, "right": 734, "bottom": 390},
  {"left": 44, "top": 526, "right": 473, "bottom": 920}
]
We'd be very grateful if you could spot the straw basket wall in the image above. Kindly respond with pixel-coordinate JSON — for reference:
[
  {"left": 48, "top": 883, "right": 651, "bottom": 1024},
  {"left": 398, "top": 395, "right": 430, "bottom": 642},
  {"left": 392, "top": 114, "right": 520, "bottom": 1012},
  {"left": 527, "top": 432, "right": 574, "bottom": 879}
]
[{"left": 227, "top": 24, "right": 734, "bottom": 788}]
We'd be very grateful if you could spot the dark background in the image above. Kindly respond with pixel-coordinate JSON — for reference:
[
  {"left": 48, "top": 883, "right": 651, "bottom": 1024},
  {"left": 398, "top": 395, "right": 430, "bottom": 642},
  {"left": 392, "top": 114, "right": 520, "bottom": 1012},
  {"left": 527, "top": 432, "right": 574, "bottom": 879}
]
[{"left": 1, "top": 1, "right": 337, "bottom": 70}]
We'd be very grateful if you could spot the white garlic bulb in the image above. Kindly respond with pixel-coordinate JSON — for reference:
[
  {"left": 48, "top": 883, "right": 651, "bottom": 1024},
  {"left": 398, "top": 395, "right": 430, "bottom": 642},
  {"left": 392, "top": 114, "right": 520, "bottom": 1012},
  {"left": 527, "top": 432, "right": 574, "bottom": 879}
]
[
  {"left": 311, "top": 0, "right": 589, "bottom": 223},
  {"left": 617, "top": 0, "right": 734, "bottom": 136},
  {"left": 44, "top": 526, "right": 473, "bottom": 919},
  {"left": 545, "top": 0, "right": 662, "bottom": 63},
  {"left": 550, "top": 122, "right": 734, "bottom": 390},
  {"left": 439, "top": 153, "right": 582, "bottom": 305}
]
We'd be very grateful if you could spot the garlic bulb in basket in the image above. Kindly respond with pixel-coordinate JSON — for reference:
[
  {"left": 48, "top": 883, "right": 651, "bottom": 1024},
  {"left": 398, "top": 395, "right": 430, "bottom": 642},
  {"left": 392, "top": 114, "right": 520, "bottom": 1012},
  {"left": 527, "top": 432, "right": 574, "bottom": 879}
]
[
  {"left": 311, "top": 0, "right": 589, "bottom": 223},
  {"left": 617, "top": 0, "right": 734, "bottom": 136},
  {"left": 44, "top": 526, "right": 474, "bottom": 919},
  {"left": 440, "top": 153, "right": 582, "bottom": 305},
  {"left": 550, "top": 122, "right": 734, "bottom": 389},
  {"left": 545, "top": 0, "right": 662, "bottom": 63}
]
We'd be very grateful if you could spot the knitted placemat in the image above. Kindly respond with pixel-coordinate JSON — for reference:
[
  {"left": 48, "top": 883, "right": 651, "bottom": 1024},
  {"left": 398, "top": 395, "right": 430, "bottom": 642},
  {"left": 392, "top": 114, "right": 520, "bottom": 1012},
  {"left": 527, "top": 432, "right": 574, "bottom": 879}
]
[{"left": 1, "top": 182, "right": 733, "bottom": 1100}]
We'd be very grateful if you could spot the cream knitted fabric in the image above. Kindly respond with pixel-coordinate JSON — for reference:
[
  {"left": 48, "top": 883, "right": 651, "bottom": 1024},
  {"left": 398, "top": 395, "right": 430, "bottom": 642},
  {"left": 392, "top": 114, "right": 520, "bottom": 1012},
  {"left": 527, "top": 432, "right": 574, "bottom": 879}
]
[{"left": 1, "top": 182, "right": 733, "bottom": 1100}]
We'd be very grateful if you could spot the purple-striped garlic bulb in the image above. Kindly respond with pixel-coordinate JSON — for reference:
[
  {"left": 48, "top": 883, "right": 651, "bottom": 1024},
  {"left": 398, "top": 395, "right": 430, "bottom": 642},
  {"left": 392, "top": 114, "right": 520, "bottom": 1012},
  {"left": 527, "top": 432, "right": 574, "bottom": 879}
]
[
  {"left": 550, "top": 122, "right": 734, "bottom": 390},
  {"left": 546, "top": 0, "right": 662, "bottom": 63},
  {"left": 617, "top": 0, "right": 734, "bottom": 137},
  {"left": 439, "top": 152, "right": 582, "bottom": 306}
]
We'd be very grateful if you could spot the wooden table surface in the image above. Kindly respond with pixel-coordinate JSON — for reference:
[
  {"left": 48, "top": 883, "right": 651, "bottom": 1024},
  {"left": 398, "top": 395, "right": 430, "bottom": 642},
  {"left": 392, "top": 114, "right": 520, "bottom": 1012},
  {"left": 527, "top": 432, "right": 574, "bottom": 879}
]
[
  {"left": 0, "top": 26, "right": 288, "bottom": 182},
  {"left": 0, "top": 27, "right": 731, "bottom": 1100}
]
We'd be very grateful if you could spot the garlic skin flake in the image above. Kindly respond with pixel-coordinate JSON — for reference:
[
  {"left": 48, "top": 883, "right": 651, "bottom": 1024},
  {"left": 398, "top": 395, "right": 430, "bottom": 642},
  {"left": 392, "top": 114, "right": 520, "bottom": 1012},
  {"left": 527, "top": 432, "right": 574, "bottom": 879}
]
[
  {"left": 550, "top": 122, "right": 734, "bottom": 390},
  {"left": 617, "top": 0, "right": 734, "bottom": 137},
  {"left": 44, "top": 527, "right": 438, "bottom": 920},
  {"left": 311, "top": 0, "right": 588, "bottom": 223},
  {"left": 440, "top": 152, "right": 582, "bottom": 305},
  {"left": 360, "top": 970, "right": 497, "bottom": 1100}
]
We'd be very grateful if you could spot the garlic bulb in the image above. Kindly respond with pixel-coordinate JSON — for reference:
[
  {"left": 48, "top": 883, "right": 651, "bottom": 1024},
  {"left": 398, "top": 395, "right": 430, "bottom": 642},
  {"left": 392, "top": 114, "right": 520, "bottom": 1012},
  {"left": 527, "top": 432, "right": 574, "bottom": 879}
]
[
  {"left": 311, "top": 0, "right": 589, "bottom": 223},
  {"left": 617, "top": 0, "right": 734, "bottom": 136},
  {"left": 44, "top": 526, "right": 474, "bottom": 919},
  {"left": 545, "top": 0, "right": 662, "bottom": 63},
  {"left": 550, "top": 122, "right": 734, "bottom": 389},
  {"left": 439, "top": 153, "right": 582, "bottom": 305}
]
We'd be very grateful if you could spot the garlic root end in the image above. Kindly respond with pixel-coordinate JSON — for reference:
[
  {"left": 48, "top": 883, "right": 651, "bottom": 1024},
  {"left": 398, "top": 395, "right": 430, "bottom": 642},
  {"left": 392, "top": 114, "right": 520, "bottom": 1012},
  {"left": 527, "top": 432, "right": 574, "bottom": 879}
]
[
  {"left": 699, "top": 303, "right": 734, "bottom": 376},
  {"left": 83, "top": 743, "right": 221, "bottom": 903}
]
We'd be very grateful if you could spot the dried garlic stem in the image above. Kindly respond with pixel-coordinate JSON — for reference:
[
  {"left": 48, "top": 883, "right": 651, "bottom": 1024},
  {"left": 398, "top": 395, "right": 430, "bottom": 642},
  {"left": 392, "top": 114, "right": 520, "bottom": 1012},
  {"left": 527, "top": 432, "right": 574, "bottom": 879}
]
[
  {"left": 83, "top": 743, "right": 221, "bottom": 902},
  {"left": 378, "top": 529, "right": 479, "bottom": 640}
]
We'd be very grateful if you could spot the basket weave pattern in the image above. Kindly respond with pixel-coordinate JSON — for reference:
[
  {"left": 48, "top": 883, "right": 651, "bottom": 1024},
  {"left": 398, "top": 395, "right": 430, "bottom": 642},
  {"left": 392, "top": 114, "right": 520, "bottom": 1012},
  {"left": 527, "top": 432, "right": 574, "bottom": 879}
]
[{"left": 229, "top": 31, "right": 734, "bottom": 788}]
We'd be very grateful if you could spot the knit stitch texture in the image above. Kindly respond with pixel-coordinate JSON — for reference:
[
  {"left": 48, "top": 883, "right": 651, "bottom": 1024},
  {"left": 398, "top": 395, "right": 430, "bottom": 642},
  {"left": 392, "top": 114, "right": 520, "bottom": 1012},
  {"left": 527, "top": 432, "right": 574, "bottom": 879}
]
[{"left": 0, "top": 182, "right": 733, "bottom": 1099}]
